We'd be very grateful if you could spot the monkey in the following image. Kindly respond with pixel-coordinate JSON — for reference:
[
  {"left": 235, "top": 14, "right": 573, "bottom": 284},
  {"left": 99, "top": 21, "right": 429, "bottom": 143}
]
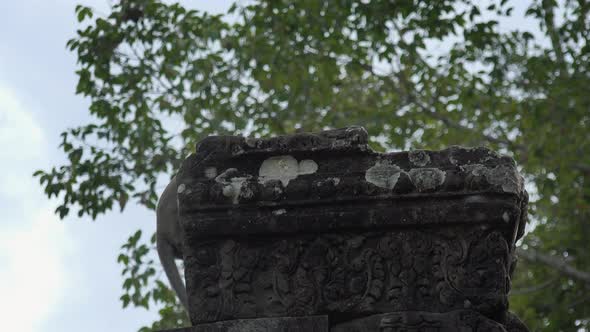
[{"left": 156, "top": 175, "right": 189, "bottom": 313}]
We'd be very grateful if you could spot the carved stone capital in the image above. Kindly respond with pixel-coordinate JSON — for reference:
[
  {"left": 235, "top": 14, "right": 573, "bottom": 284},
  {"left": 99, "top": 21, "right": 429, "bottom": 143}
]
[{"left": 173, "top": 127, "right": 529, "bottom": 331}]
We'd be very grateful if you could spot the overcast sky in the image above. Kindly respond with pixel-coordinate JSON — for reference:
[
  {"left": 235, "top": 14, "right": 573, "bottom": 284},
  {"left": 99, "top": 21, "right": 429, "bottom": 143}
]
[
  {"left": 0, "top": 1, "right": 544, "bottom": 332},
  {"left": 0, "top": 1, "right": 232, "bottom": 332}
]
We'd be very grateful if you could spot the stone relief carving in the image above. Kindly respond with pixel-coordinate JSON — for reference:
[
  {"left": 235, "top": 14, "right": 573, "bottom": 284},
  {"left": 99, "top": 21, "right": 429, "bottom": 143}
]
[
  {"left": 185, "top": 227, "right": 512, "bottom": 324},
  {"left": 163, "top": 127, "right": 529, "bottom": 331}
]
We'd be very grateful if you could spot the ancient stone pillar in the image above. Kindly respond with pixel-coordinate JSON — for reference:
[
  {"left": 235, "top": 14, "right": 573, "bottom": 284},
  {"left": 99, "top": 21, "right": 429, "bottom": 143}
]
[{"left": 168, "top": 126, "right": 529, "bottom": 331}]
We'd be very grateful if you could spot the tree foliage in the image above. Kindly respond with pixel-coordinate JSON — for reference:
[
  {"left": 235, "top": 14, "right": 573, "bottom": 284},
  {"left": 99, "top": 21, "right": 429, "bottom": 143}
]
[
  {"left": 118, "top": 230, "right": 189, "bottom": 329},
  {"left": 35, "top": 0, "right": 590, "bottom": 330}
]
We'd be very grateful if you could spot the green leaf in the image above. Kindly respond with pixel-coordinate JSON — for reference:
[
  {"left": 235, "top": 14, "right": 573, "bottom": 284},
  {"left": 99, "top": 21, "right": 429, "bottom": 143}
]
[
  {"left": 37, "top": 0, "right": 590, "bottom": 329},
  {"left": 76, "top": 6, "right": 93, "bottom": 22}
]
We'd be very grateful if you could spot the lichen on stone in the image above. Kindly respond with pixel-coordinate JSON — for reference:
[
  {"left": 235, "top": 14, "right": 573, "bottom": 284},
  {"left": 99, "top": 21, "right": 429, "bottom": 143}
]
[
  {"left": 365, "top": 161, "right": 402, "bottom": 189},
  {"left": 408, "top": 150, "right": 430, "bottom": 167},
  {"left": 258, "top": 155, "right": 318, "bottom": 187},
  {"left": 214, "top": 168, "right": 251, "bottom": 204},
  {"left": 486, "top": 165, "right": 523, "bottom": 194},
  {"left": 462, "top": 164, "right": 523, "bottom": 194},
  {"left": 298, "top": 159, "right": 319, "bottom": 175},
  {"left": 272, "top": 209, "right": 287, "bottom": 216},
  {"left": 408, "top": 168, "right": 446, "bottom": 192}
]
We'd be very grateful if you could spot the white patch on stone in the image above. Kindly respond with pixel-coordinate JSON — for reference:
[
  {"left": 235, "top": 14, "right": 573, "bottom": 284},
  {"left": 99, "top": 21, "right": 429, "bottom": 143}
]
[
  {"left": 222, "top": 185, "right": 234, "bottom": 198},
  {"left": 502, "top": 211, "right": 510, "bottom": 223},
  {"left": 298, "top": 159, "right": 318, "bottom": 174},
  {"left": 204, "top": 167, "right": 217, "bottom": 179},
  {"left": 259, "top": 155, "right": 298, "bottom": 186},
  {"left": 177, "top": 183, "right": 186, "bottom": 194},
  {"left": 408, "top": 168, "right": 446, "bottom": 192},
  {"left": 214, "top": 168, "right": 249, "bottom": 204},
  {"left": 365, "top": 161, "right": 402, "bottom": 189},
  {"left": 258, "top": 155, "right": 318, "bottom": 187},
  {"left": 272, "top": 209, "right": 287, "bottom": 216}
]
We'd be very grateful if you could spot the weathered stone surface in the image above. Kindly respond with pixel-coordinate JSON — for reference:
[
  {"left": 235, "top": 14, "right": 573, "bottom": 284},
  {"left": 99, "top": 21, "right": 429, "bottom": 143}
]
[
  {"left": 167, "top": 315, "right": 328, "bottom": 332},
  {"left": 174, "top": 127, "right": 529, "bottom": 331},
  {"left": 331, "top": 310, "right": 509, "bottom": 331}
]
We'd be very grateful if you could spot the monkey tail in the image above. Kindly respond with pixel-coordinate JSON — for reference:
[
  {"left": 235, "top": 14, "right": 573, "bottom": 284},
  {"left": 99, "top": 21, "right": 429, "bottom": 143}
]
[{"left": 156, "top": 238, "right": 189, "bottom": 313}]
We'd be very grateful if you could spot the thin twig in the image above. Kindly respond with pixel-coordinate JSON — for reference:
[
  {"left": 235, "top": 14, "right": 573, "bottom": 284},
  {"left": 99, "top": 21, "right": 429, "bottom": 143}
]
[
  {"left": 517, "top": 247, "right": 590, "bottom": 283},
  {"left": 510, "top": 276, "right": 559, "bottom": 295}
]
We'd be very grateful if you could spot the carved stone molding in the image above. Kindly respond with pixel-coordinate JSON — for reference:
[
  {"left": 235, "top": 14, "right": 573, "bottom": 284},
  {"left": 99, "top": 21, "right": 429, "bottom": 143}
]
[
  {"left": 171, "top": 127, "right": 529, "bottom": 331},
  {"left": 167, "top": 316, "right": 328, "bottom": 332}
]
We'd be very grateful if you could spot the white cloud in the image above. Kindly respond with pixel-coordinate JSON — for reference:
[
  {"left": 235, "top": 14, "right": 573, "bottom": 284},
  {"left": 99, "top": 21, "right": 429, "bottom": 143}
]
[
  {"left": 0, "top": 86, "right": 43, "bottom": 158},
  {"left": 0, "top": 83, "right": 72, "bottom": 332},
  {"left": 0, "top": 207, "right": 71, "bottom": 332},
  {"left": 0, "top": 84, "right": 44, "bottom": 198}
]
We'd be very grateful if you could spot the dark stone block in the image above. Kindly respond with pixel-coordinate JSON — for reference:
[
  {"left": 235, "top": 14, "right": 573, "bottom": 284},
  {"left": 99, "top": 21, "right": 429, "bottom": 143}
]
[
  {"left": 331, "top": 310, "right": 510, "bottom": 331},
  {"left": 174, "top": 127, "right": 529, "bottom": 331},
  {"left": 166, "top": 316, "right": 328, "bottom": 332}
]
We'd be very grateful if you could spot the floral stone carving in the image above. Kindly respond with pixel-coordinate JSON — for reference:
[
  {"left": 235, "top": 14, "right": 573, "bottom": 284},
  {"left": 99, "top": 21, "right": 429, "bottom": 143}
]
[{"left": 173, "top": 126, "right": 529, "bottom": 331}]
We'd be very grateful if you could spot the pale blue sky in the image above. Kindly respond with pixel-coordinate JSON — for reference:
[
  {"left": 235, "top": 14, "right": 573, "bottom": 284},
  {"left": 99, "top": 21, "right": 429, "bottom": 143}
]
[
  {"left": 0, "top": 1, "right": 232, "bottom": 332},
  {"left": 0, "top": 1, "right": 543, "bottom": 332}
]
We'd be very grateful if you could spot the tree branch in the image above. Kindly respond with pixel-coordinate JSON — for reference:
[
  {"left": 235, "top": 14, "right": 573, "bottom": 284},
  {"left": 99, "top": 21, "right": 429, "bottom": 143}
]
[
  {"left": 516, "top": 247, "right": 590, "bottom": 283},
  {"left": 314, "top": 51, "right": 528, "bottom": 152},
  {"left": 391, "top": 67, "right": 526, "bottom": 151},
  {"left": 510, "top": 276, "right": 559, "bottom": 295},
  {"left": 542, "top": 0, "right": 568, "bottom": 77}
]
